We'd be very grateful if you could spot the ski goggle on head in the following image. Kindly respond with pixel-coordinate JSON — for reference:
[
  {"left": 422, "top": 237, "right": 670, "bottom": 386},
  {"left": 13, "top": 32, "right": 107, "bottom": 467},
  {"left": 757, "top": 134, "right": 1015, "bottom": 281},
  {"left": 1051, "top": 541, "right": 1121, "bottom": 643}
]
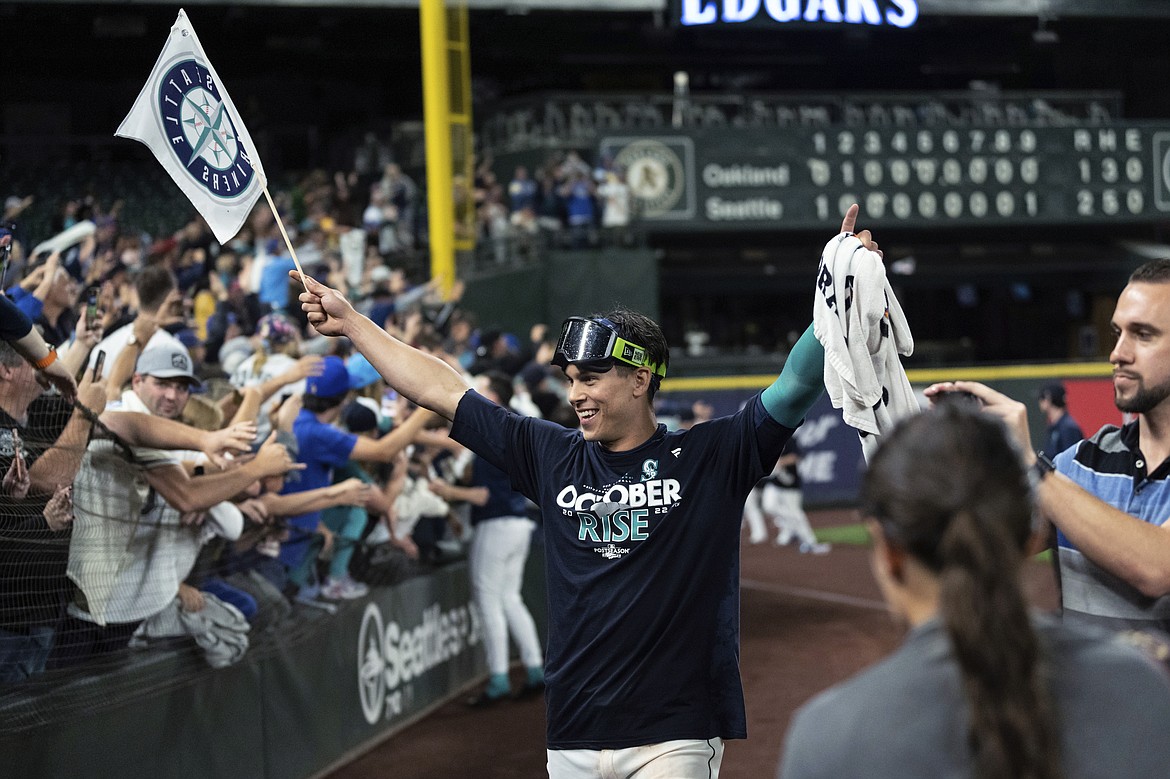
[{"left": 551, "top": 317, "right": 667, "bottom": 378}]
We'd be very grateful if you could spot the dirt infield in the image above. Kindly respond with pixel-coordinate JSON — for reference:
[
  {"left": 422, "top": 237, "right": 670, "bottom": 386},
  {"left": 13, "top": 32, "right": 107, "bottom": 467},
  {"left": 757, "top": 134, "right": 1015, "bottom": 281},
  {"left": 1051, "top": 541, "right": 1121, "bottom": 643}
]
[{"left": 327, "top": 508, "right": 1058, "bottom": 779}]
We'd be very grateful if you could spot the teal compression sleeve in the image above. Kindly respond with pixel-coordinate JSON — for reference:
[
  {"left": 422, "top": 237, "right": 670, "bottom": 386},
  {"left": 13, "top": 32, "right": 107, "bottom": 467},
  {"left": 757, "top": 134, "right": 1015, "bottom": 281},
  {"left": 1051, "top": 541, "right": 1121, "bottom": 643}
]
[{"left": 761, "top": 323, "right": 825, "bottom": 428}]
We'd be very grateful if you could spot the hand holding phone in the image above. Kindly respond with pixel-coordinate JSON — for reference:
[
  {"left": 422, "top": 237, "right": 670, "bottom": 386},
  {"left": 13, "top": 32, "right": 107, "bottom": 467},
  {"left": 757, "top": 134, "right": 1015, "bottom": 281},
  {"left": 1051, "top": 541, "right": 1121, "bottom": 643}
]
[
  {"left": 2, "top": 429, "right": 29, "bottom": 499},
  {"left": 91, "top": 350, "right": 106, "bottom": 382}
]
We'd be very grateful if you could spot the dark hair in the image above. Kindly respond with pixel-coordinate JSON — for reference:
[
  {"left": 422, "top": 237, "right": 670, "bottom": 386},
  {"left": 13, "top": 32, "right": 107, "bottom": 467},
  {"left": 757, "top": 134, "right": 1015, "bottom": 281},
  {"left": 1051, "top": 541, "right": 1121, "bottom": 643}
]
[
  {"left": 1038, "top": 382, "right": 1067, "bottom": 409},
  {"left": 303, "top": 393, "right": 345, "bottom": 414},
  {"left": 1129, "top": 258, "right": 1170, "bottom": 284},
  {"left": 134, "top": 265, "right": 177, "bottom": 313},
  {"left": 594, "top": 307, "right": 669, "bottom": 400},
  {"left": 480, "top": 370, "right": 514, "bottom": 407},
  {"left": 860, "top": 405, "right": 1060, "bottom": 779}
]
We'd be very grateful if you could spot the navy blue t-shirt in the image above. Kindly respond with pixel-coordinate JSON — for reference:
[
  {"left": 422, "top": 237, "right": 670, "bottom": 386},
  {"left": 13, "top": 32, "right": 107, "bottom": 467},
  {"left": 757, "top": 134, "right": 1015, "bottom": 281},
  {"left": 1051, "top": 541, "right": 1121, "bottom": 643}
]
[
  {"left": 470, "top": 455, "right": 530, "bottom": 524},
  {"left": 451, "top": 389, "right": 794, "bottom": 749}
]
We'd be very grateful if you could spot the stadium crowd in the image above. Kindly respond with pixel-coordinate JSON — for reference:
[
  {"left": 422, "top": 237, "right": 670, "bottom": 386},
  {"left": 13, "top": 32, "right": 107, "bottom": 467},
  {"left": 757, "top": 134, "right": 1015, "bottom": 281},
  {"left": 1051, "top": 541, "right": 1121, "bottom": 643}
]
[{"left": 0, "top": 140, "right": 609, "bottom": 685}]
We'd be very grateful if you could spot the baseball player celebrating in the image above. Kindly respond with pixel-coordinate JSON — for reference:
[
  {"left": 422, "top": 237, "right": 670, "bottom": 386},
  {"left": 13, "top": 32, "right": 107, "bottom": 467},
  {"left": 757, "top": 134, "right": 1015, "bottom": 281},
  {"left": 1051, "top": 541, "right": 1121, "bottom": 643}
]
[{"left": 292, "top": 206, "right": 877, "bottom": 778}]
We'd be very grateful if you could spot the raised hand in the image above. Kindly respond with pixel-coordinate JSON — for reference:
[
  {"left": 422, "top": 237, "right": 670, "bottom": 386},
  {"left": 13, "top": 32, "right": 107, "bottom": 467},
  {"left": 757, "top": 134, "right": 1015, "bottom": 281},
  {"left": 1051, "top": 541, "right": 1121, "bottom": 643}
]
[
  {"left": 204, "top": 421, "right": 259, "bottom": 468},
  {"left": 290, "top": 271, "right": 356, "bottom": 338},
  {"left": 254, "top": 432, "right": 306, "bottom": 478},
  {"left": 839, "top": 202, "right": 881, "bottom": 257},
  {"left": 74, "top": 303, "right": 104, "bottom": 350},
  {"left": 291, "top": 354, "right": 325, "bottom": 381},
  {"left": 43, "top": 485, "right": 74, "bottom": 531},
  {"left": 75, "top": 369, "right": 107, "bottom": 416},
  {"left": 2, "top": 442, "right": 29, "bottom": 499},
  {"left": 156, "top": 287, "right": 187, "bottom": 329},
  {"left": 334, "top": 477, "right": 373, "bottom": 506}
]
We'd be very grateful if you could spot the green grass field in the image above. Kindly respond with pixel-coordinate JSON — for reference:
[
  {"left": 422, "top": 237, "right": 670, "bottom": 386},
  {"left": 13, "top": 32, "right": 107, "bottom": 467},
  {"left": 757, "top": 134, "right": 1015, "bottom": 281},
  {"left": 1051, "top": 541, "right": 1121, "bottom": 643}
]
[{"left": 813, "top": 523, "right": 1052, "bottom": 563}]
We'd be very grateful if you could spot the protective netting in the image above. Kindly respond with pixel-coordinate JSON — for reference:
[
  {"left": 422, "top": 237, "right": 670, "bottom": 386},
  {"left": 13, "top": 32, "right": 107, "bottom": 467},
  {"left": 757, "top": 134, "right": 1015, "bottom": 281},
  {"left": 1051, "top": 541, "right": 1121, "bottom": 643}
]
[{"left": 0, "top": 390, "right": 421, "bottom": 734}]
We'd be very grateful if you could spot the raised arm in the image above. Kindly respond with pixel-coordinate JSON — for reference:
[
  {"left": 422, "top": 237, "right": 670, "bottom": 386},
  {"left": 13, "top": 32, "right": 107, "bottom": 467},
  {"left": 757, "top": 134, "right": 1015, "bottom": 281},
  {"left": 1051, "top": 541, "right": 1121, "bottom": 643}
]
[
  {"left": 27, "top": 374, "right": 107, "bottom": 493},
  {"left": 926, "top": 379, "right": 1170, "bottom": 598},
  {"left": 260, "top": 477, "right": 372, "bottom": 519},
  {"left": 293, "top": 271, "right": 470, "bottom": 419},
  {"left": 100, "top": 410, "right": 256, "bottom": 464},
  {"left": 2, "top": 292, "right": 77, "bottom": 399},
  {"left": 104, "top": 316, "right": 157, "bottom": 403},
  {"left": 350, "top": 404, "right": 440, "bottom": 464},
  {"left": 255, "top": 355, "right": 324, "bottom": 405},
  {"left": 144, "top": 433, "right": 303, "bottom": 514},
  {"left": 428, "top": 478, "right": 489, "bottom": 507},
  {"left": 761, "top": 205, "right": 881, "bottom": 427},
  {"left": 59, "top": 305, "right": 103, "bottom": 385},
  {"left": 227, "top": 355, "right": 324, "bottom": 429}
]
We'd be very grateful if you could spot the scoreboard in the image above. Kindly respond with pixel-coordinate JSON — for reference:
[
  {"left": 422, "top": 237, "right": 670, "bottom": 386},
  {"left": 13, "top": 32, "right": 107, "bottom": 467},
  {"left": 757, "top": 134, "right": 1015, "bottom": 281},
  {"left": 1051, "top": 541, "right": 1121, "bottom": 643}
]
[{"left": 600, "top": 122, "right": 1170, "bottom": 229}]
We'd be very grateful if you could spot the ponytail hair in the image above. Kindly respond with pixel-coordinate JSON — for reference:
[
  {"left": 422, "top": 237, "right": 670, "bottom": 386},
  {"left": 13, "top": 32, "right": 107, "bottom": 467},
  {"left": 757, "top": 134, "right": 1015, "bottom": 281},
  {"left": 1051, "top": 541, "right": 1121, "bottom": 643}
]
[{"left": 860, "top": 404, "right": 1061, "bottom": 779}]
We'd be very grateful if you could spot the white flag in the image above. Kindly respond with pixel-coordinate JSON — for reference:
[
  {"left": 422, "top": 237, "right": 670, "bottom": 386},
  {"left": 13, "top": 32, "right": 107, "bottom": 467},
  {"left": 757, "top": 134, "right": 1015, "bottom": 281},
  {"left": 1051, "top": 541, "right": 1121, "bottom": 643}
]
[{"left": 116, "top": 9, "right": 267, "bottom": 244}]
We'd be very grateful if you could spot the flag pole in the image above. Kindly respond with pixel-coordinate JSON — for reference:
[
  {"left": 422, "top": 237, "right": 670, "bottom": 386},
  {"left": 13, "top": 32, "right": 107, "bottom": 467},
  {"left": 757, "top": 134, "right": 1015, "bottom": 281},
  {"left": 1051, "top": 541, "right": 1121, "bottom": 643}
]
[{"left": 262, "top": 187, "right": 309, "bottom": 292}]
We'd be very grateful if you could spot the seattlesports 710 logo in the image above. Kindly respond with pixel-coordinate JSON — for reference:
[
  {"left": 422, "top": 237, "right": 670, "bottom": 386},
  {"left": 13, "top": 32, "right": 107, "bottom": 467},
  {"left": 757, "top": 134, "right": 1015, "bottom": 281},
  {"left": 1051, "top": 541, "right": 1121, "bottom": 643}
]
[{"left": 357, "top": 601, "right": 479, "bottom": 725}]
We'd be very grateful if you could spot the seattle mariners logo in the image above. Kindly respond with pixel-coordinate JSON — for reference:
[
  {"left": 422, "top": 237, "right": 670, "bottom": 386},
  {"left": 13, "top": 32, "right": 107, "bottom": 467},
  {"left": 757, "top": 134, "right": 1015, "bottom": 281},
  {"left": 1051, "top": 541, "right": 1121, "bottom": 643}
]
[
  {"left": 641, "top": 459, "right": 659, "bottom": 482},
  {"left": 157, "top": 56, "right": 256, "bottom": 200}
]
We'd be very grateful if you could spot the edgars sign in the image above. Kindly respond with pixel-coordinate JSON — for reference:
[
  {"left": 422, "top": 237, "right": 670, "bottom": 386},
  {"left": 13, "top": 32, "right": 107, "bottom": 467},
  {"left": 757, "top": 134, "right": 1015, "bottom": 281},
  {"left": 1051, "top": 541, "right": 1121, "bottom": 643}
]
[{"left": 677, "top": 0, "right": 919, "bottom": 28}]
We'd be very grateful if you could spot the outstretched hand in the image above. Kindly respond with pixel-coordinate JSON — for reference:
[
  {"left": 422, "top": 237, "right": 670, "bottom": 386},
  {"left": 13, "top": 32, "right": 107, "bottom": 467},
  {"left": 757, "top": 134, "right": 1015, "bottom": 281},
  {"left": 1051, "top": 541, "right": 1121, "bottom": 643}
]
[
  {"left": 839, "top": 202, "right": 881, "bottom": 258},
  {"left": 204, "top": 421, "right": 259, "bottom": 469},
  {"left": 254, "top": 432, "right": 307, "bottom": 478},
  {"left": 290, "top": 270, "right": 355, "bottom": 338}
]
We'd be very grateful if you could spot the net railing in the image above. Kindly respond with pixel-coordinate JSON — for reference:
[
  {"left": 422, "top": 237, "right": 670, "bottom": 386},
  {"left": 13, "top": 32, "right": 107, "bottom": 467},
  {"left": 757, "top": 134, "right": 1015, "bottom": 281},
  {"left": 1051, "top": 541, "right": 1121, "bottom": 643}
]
[{"left": 0, "top": 390, "right": 426, "bottom": 734}]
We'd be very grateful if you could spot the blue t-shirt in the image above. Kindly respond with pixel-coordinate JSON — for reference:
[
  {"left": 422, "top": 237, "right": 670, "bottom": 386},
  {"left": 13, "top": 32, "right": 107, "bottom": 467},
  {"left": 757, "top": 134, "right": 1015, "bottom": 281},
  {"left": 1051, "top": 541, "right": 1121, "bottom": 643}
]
[
  {"left": 259, "top": 256, "right": 297, "bottom": 311},
  {"left": 1046, "top": 412, "right": 1084, "bottom": 458},
  {"left": 451, "top": 389, "right": 793, "bottom": 749},
  {"left": 508, "top": 177, "right": 538, "bottom": 212},
  {"left": 1054, "top": 421, "right": 1170, "bottom": 635},
  {"left": 279, "top": 409, "right": 357, "bottom": 564}
]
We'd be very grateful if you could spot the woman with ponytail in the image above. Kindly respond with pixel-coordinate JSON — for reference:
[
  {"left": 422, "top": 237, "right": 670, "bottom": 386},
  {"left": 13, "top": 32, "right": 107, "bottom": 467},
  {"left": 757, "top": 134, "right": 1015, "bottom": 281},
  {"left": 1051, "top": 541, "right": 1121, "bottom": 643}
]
[{"left": 779, "top": 403, "right": 1170, "bottom": 779}]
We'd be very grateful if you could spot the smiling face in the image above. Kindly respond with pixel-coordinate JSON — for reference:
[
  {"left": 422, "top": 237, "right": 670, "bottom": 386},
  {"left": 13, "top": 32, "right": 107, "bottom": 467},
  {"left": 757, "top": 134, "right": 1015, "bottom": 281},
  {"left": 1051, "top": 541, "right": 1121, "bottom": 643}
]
[
  {"left": 132, "top": 374, "right": 193, "bottom": 420},
  {"left": 1110, "top": 281, "right": 1170, "bottom": 415},
  {"left": 562, "top": 362, "right": 655, "bottom": 451}
]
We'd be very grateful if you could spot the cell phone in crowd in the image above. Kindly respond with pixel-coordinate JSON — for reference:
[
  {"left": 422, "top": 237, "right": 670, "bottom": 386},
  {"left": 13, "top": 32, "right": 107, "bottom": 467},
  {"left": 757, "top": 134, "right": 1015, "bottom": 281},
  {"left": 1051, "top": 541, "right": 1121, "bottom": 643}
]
[
  {"left": 86, "top": 290, "right": 99, "bottom": 324},
  {"left": 0, "top": 222, "right": 14, "bottom": 289},
  {"left": 11, "top": 428, "right": 22, "bottom": 460},
  {"left": 939, "top": 389, "right": 982, "bottom": 410},
  {"left": 382, "top": 389, "right": 399, "bottom": 420},
  {"left": 91, "top": 349, "right": 106, "bottom": 382}
]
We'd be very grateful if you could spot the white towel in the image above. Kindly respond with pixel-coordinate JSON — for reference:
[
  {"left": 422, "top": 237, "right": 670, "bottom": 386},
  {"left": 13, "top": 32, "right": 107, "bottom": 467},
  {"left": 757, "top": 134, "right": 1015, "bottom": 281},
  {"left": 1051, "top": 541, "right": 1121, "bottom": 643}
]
[{"left": 813, "top": 232, "right": 919, "bottom": 462}]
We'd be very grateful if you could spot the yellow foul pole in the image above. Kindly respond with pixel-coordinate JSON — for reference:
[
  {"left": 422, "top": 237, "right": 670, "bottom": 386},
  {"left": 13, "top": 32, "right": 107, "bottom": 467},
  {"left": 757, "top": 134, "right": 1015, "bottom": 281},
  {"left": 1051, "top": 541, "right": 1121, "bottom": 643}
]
[{"left": 420, "top": 0, "right": 455, "bottom": 296}]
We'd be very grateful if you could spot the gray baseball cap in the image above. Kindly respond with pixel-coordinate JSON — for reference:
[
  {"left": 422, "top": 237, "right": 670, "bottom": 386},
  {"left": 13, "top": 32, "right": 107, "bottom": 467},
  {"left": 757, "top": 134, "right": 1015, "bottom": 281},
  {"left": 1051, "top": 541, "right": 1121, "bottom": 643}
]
[{"left": 135, "top": 345, "right": 201, "bottom": 387}]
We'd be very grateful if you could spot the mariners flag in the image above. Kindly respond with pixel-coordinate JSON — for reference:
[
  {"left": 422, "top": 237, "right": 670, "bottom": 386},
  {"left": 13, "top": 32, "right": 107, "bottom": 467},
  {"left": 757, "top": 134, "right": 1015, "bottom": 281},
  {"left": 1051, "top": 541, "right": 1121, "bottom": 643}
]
[{"left": 116, "top": 9, "right": 267, "bottom": 244}]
